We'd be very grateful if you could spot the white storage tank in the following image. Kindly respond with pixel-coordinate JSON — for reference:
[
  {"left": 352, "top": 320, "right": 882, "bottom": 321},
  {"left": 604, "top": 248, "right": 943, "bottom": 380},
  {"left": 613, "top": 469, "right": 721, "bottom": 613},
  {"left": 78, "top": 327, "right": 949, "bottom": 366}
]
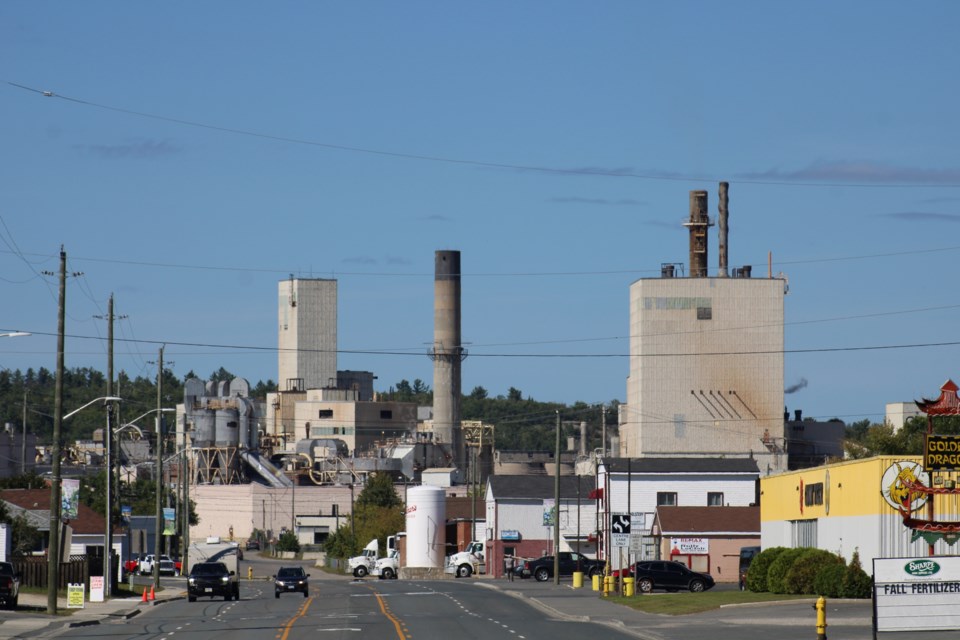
[{"left": 405, "top": 485, "right": 445, "bottom": 568}]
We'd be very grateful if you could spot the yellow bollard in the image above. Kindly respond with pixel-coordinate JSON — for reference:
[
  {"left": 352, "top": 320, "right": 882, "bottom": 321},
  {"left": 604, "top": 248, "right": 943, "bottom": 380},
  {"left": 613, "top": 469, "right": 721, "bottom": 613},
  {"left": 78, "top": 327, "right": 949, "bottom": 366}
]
[
  {"left": 592, "top": 573, "right": 600, "bottom": 591},
  {"left": 815, "top": 595, "right": 827, "bottom": 640},
  {"left": 624, "top": 577, "right": 635, "bottom": 597},
  {"left": 572, "top": 571, "right": 583, "bottom": 589},
  {"left": 248, "top": 566, "right": 253, "bottom": 580},
  {"left": 603, "top": 575, "right": 613, "bottom": 596}
]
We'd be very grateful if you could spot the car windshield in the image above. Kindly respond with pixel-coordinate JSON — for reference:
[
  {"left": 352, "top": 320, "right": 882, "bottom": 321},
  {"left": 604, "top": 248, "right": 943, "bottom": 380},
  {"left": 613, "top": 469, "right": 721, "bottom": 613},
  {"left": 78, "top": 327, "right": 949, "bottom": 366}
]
[
  {"left": 277, "top": 568, "right": 304, "bottom": 578},
  {"left": 0, "top": 562, "right": 13, "bottom": 575},
  {"left": 192, "top": 563, "right": 226, "bottom": 575}
]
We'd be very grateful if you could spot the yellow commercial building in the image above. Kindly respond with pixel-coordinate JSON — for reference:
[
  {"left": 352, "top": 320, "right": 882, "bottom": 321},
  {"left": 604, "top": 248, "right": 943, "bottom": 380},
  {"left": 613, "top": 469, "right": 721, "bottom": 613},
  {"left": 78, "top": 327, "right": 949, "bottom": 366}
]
[{"left": 760, "top": 456, "right": 960, "bottom": 564}]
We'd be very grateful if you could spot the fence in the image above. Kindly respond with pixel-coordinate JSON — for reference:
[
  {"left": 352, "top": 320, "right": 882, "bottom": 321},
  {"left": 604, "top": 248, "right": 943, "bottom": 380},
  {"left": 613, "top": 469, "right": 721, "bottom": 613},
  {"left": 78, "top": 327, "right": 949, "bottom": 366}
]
[{"left": 12, "top": 554, "right": 93, "bottom": 590}]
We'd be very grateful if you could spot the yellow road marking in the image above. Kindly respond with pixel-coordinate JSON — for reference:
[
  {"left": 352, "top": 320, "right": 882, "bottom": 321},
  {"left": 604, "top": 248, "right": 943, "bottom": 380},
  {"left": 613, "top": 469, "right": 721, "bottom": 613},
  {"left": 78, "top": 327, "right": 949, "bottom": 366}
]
[
  {"left": 279, "top": 596, "right": 314, "bottom": 640},
  {"left": 372, "top": 589, "right": 407, "bottom": 639}
]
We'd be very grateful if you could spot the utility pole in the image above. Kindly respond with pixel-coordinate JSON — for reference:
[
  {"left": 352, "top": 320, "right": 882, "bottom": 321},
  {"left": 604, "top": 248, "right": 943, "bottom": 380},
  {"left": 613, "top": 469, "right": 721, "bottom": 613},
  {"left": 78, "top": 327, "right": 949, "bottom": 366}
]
[
  {"left": 46, "top": 246, "right": 67, "bottom": 615},
  {"left": 553, "top": 410, "right": 561, "bottom": 586},
  {"left": 153, "top": 347, "right": 163, "bottom": 591},
  {"left": 21, "top": 390, "right": 27, "bottom": 475},
  {"left": 104, "top": 294, "right": 115, "bottom": 598}
]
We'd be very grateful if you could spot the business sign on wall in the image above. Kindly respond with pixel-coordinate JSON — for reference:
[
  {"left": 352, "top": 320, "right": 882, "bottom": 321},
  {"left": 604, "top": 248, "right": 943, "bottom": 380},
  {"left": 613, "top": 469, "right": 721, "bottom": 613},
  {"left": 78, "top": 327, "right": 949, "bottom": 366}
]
[
  {"left": 670, "top": 538, "right": 709, "bottom": 554},
  {"left": 925, "top": 435, "right": 960, "bottom": 471},
  {"left": 874, "top": 556, "right": 960, "bottom": 632}
]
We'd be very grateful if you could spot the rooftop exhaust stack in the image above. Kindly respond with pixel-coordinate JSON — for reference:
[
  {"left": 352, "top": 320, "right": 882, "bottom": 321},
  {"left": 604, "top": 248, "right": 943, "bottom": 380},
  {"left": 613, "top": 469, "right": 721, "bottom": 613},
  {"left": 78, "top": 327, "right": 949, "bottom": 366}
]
[
  {"left": 718, "top": 182, "right": 729, "bottom": 278},
  {"left": 431, "top": 250, "right": 464, "bottom": 467},
  {"left": 684, "top": 190, "right": 713, "bottom": 278}
]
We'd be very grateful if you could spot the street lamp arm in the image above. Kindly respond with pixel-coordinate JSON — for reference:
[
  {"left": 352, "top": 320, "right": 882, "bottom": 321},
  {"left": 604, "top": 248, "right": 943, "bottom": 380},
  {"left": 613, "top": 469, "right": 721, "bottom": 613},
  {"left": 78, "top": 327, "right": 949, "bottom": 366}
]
[
  {"left": 63, "top": 396, "right": 122, "bottom": 420},
  {"left": 125, "top": 407, "right": 176, "bottom": 426},
  {"left": 0, "top": 331, "right": 31, "bottom": 338}
]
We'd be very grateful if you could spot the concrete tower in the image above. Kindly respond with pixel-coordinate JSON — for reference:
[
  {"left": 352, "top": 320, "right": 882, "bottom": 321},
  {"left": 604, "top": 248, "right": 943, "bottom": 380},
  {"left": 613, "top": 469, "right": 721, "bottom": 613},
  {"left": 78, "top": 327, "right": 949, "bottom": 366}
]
[
  {"left": 278, "top": 278, "right": 337, "bottom": 392},
  {"left": 623, "top": 185, "right": 788, "bottom": 473},
  {"left": 431, "top": 250, "right": 464, "bottom": 465}
]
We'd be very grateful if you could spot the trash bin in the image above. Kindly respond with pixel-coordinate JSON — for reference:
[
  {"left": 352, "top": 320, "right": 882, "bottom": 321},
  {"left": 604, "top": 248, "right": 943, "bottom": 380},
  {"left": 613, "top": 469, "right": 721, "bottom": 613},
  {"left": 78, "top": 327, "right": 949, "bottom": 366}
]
[
  {"left": 624, "top": 577, "right": 635, "bottom": 596},
  {"left": 573, "top": 571, "right": 583, "bottom": 588}
]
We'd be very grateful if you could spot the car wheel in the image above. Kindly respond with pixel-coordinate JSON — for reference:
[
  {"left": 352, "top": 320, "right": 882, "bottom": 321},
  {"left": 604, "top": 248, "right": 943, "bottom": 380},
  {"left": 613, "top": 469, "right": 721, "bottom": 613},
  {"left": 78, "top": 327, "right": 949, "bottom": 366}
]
[
  {"left": 534, "top": 568, "right": 550, "bottom": 582},
  {"left": 638, "top": 578, "right": 654, "bottom": 593},
  {"left": 382, "top": 568, "right": 395, "bottom": 580},
  {"left": 354, "top": 566, "right": 368, "bottom": 578},
  {"left": 588, "top": 567, "right": 599, "bottom": 578},
  {"left": 275, "top": 591, "right": 280, "bottom": 598},
  {"left": 689, "top": 580, "right": 705, "bottom": 592},
  {"left": 303, "top": 590, "right": 308, "bottom": 598},
  {"left": 188, "top": 595, "right": 196, "bottom": 602},
  {"left": 457, "top": 564, "right": 472, "bottom": 578}
]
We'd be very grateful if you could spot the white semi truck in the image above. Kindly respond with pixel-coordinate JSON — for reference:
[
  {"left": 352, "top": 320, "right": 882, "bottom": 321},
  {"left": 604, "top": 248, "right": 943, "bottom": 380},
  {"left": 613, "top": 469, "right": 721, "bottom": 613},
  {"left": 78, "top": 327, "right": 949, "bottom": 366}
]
[
  {"left": 445, "top": 541, "right": 485, "bottom": 578},
  {"left": 348, "top": 539, "right": 379, "bottom": 578}
]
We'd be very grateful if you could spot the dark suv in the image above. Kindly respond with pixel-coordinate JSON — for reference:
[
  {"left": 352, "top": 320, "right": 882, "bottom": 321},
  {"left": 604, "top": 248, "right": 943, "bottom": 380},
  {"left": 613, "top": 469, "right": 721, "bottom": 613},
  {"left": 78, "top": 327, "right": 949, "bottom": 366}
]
[
  {"left": 274, "top": 566, "right": 309, "bottom": 598},
  {"left": 633, "top": 560, "right": 715, "bottom": 593},
  {"left": 0, "top": 562, "right": 19, "bottom": 609},
  {"left": 187, "top": 562, "right": 239, "bottom": 601},
  {"left": 524, "top": 552, "right": 605, "bottom": 582}
]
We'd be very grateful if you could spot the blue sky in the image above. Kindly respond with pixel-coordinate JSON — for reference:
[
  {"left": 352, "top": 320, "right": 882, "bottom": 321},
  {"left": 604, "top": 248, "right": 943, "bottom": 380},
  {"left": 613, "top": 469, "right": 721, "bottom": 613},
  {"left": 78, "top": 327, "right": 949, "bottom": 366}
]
[{"left": 2, "top": 2, "right": 959, "bottom": 425}]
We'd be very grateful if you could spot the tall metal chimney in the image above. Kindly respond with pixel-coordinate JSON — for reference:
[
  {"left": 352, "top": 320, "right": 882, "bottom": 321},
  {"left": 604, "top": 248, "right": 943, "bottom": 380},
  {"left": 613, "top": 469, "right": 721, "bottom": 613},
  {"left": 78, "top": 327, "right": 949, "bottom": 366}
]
[
  {"left": 683, "top": 190, "right": 713, "bottom": 278},
  {"left": 431, "top": 250, "right": 464, "bottom": 467},
  {"left": 718, "top": 182, "right": 729, "bottom": 278}
]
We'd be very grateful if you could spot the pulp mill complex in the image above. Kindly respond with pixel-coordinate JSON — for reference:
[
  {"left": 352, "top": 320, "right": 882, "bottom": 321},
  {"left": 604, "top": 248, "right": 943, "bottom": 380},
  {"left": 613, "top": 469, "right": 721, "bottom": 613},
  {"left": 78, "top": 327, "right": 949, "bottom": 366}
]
[{"left": 9, "top": 184, "right": 937, "bottom": 584}]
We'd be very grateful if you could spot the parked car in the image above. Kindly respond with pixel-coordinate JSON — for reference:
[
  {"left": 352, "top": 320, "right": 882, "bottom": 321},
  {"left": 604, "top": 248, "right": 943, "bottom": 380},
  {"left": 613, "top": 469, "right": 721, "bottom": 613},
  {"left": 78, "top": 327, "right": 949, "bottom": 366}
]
[
  {"left": 245, "top": 539, "right": 260, "bottom": 551},
  {"left": 0, "top": 561, "right": 20, "bottom": 609},
  {"left": 523, "top": 552, "right": 605, "bottom": 582},
  {"left": 187, "top": 562, "right": 239, "bottom": 601},
  {"left": 274, "top": 566, "right": 309, "bottom": 598},
  {"left": 140, "top": 554, "right": 178, "bottom": 575},
  {"left": 632, "top": 560, "right": 715, "bottom": 593},
  {"left": 158, "top": 557, "right": 178, "bottom": 576}
]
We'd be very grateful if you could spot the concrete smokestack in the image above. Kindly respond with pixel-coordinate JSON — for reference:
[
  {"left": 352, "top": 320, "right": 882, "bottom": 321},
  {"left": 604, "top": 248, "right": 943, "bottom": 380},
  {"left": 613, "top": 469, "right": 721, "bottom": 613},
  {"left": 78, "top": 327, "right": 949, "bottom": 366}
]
[
  {"left": 684, "top": 190, "right": 713, "bottom": 278},
  {"left": 431, "top": 250, "right": 464, "bottom": 466},
  {"left": 718, "top": 182, "right": 729, "bottom": 278}
]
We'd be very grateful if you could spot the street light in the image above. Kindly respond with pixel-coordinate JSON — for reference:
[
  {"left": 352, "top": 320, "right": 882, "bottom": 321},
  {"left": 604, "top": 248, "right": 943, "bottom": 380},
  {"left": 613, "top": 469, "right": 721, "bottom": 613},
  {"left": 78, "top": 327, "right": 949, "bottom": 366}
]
[
  {"left": 0, "top": 331, "right": 31, "bottom": 338},
  {"left": 48, "top": 395, "right": 121, "bottom": 614}
]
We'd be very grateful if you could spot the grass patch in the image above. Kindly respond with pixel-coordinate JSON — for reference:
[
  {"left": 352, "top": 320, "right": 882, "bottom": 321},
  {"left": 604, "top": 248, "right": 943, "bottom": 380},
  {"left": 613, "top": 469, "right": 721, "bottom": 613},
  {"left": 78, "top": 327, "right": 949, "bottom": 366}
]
[{"left": 606, "top": 590, "right": 811, "bottom": 615}]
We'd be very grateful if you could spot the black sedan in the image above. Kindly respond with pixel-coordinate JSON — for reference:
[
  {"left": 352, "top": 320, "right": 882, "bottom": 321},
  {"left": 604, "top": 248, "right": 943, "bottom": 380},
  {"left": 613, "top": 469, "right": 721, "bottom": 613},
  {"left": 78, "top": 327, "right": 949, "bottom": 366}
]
[
  {"left": 633, "top": 560, "right": 715, "bottom": 593},
  {"left": 274, "top": 566, "right": 309, "bottom": 598}
]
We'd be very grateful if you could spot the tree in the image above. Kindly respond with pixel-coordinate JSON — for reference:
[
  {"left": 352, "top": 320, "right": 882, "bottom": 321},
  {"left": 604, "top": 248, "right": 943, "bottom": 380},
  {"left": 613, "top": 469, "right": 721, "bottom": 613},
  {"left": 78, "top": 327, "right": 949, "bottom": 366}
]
[
  {"left": 507, "top": 387, "right": 523, "bottom": 402},
  {"left": 469, "top": 386, "right": 488, "bottom": 400},
  {"left": 356, "top": 473, "right": 402, "bottom": 509}
]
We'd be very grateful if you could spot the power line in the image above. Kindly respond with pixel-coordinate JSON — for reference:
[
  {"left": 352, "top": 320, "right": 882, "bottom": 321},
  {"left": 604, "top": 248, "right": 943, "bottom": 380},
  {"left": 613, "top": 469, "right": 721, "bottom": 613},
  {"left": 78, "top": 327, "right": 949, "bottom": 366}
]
[
  {"left": 4, "top": 327, "right": 960, "bottom": 359},
  {"left": 7, "top": 80, "right": 960, "bottom": 189}
]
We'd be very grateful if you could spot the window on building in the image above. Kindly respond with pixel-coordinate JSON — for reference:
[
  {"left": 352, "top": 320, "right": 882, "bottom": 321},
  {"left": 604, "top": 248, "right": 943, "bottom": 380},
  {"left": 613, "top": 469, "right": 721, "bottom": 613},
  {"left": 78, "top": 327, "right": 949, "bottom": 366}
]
[
  {"left": 657, "top": 492, "right": 678, "bottom": 506},
  {"left": 380, "top": 410, "right": 393, "bottom": 420},
  {"left": 707, "top": 492, "right": 724, "bottom": 506},
  {"left": 791, "top": 519, "right": 818, "bottom": 548},
  {"left": 804, "top": 483, "right": 824, "bottom": 507},
  {"left": 696, "top": 306, "right": 712, "bottom": 320},
  {"left": 318, "top": 409, "right": 333, "bottom": 419}
]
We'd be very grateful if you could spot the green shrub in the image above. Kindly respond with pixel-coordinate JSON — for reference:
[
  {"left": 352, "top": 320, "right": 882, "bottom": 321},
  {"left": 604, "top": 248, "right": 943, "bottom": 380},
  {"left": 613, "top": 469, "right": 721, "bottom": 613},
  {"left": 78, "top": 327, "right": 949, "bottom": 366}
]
[
  {"left": 767, "top": 547, "right": 806, "bottom": 594},
  {"left": 814, "top": 562, "right": 846, "bottom": 598},
  {"left": 784, "top": 549, "right": 844, "bottom": 594},
  {"left": 745, "top": 547, "right": 787, "bottom": 592},
  {"left": 276, "top": 530, "right": 301, "bottom": 553},
  {"left": 841, "top": 550, "right": 873, "bottom": 598}
]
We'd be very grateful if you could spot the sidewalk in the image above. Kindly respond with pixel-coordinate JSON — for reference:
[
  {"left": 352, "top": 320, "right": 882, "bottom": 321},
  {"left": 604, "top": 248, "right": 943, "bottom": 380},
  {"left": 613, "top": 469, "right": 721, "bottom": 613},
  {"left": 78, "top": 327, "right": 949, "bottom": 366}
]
[{"left": 0, "top": 587, "right": 182, "bottom": 639}]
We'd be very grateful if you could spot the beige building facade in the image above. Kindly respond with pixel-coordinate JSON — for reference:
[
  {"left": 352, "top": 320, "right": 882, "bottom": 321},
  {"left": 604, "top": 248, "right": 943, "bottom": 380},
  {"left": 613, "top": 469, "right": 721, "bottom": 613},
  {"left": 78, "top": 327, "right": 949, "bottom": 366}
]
[{"left": 622, "top": 276, "right": 787, "bottom": 473}]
